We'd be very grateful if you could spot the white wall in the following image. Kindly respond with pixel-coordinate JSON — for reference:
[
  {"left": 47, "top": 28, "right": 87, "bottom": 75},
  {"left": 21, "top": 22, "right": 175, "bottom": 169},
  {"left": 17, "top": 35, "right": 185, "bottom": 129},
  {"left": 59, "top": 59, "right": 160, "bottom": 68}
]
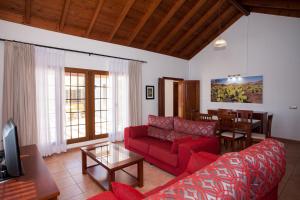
[
  {"left": 0, "top": 19, "right": 188, "bottom": 127},
  {"left": 164, "top": 79, "right": 174, "bottom": 116},
  {"left": 189, "top": 13, "right": 300, "bottom": 141}
]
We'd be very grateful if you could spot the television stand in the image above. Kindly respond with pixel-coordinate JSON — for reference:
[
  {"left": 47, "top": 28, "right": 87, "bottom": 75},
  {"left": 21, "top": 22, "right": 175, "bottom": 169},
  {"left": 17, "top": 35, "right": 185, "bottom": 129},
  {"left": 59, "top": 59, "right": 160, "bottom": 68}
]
[{"left": 0, "top": 145, "right": 60, "bottom": 199}]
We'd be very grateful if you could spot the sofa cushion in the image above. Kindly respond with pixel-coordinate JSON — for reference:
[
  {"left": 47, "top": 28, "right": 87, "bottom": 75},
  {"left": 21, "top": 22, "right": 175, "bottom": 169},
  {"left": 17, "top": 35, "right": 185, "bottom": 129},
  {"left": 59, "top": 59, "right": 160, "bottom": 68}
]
[
  {"left": 129, "top": 136, "right": 172, "bottom": 154},
  {"left": 149, "top": 144, "right": 178, "bottom": 167},
  {"left": 146, "top": 152, "right": 250, "bottom": 200},
  {"left": 148, "top": 115, "right": 173, "bottom": 130},
  {"left": 186, "top": 152, "right": 220, "bottom": 174},
  {"left": 147, "top": 126, "right": 171, "bottom": 140},
  {"left": 170, "top": 136, "right": 193, "bottom": 153},
  {"left": 174, "top": 117, "right": 216, "bottom": 136},
  {"left": 112, "top": 182, "right": 144, "bottom": 200}
]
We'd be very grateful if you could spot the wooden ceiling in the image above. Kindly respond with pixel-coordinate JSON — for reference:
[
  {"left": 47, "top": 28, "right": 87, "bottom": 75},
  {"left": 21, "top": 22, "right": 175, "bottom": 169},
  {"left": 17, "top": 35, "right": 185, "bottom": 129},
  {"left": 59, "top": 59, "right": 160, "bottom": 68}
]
[{"left": 0, "top": 0, "right": 299, "bottom": 60}]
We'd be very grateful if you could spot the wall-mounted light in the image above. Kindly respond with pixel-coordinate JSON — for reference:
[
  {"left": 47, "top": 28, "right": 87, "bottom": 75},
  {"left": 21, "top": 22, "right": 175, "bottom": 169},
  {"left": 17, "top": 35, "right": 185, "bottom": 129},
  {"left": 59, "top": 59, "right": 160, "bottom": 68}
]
[{"left": 227, "top": 74, "right": 241, "bottom": 81}]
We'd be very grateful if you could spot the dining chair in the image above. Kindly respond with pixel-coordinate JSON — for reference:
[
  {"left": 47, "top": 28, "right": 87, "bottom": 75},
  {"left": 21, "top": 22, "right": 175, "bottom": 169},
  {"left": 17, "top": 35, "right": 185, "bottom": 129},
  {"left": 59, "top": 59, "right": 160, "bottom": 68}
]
[
  {"left": 235, "top": 110, "right": 253, "bottom": 147},
  {"left": 194, "top": 113, "right": 213, "bottom": 121},
  {"left": 219, "top": 113, "right": 245, "bottom": 151},
  {"left": 250, "top": 114, "right": 273, "bottom": 142}
]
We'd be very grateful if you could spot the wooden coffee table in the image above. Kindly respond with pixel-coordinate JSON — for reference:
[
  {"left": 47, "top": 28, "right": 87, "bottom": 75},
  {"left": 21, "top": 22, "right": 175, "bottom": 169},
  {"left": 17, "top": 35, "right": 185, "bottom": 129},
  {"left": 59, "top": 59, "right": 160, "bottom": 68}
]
[{"left": 81, "top": 142, "right": 144, "bottom": 191}]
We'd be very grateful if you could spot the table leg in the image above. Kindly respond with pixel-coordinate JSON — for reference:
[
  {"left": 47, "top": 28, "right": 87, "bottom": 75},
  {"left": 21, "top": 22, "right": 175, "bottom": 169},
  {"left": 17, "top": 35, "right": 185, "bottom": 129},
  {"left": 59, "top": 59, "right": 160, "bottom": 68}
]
[
  {"left": 137, "top": 160, "right": 144, "bottom": 187},
  {"left": 81, "top": 150, "right": 87, "bottom": 174},
  {"left": 108, "top": 171, "right": 115, "bottom": 191}
]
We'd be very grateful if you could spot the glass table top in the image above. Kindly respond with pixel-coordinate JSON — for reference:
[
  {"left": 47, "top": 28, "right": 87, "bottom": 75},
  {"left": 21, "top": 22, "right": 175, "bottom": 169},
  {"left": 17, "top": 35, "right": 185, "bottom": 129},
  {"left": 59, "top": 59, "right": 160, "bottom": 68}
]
[{"left": 86, "top": 143, "right": 141, "bottom": 168}]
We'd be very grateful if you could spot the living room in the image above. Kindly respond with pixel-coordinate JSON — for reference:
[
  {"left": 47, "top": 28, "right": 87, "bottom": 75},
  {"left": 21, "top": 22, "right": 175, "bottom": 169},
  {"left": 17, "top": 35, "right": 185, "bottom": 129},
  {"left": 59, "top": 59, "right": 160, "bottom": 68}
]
[{"left": 0, "top": 0, "right": 299, "bottom": 200}]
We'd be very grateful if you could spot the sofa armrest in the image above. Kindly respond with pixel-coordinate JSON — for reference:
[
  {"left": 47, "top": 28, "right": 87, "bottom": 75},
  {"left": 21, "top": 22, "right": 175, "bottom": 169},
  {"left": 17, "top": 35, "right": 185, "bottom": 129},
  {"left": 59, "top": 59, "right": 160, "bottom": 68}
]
[
  {"left": 124, "top": 125, "right": 148, "bottom": 148},
  {"left": 177, "top": 136, "right": 220, "bottom": 173}
]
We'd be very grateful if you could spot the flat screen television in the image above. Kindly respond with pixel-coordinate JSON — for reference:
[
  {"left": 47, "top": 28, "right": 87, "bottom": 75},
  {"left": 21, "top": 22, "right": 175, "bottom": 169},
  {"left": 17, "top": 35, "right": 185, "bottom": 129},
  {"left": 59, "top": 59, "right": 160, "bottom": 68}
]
[{"left": 2, "top": 119, "right": 22, "bottom": 177}]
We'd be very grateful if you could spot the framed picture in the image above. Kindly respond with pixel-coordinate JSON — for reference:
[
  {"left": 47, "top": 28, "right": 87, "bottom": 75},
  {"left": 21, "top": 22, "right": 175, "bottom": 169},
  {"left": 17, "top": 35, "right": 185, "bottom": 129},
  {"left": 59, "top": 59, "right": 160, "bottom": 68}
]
[
  {"left": 146, "top": 85, "right": 155, "bottom": 100},
  {"left": 211, "top": 75, "right": 263, "bottom": 103}
]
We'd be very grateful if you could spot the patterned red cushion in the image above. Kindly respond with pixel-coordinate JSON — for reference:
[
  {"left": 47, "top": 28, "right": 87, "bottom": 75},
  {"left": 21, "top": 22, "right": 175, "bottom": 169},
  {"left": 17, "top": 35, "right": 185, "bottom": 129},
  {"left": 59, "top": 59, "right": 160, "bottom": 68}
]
[
  {"left": 146, "top": 152, "right": 250, "bottom": 200},
  {"left": 147, "top": 126, "right": 171, "bottom": 140},
  {"left": 174, "top": 117, "right": 216, "bottom": 136},
  {"left": 148, "top": 115, "right": 173, "bottom": 130},
  {"left": 186, "top": 152, "right": 220, "bottom": 174},
  {"left": 166, "top": 131, "right": 196, "bottom": 142},
  {"left": 170, "top": 136, "right": 192, "bottom": 153},
  {"left": 111, "top": 182, "right": 144, "bottom": 200},
  {"left": 241, "top": 138, "right": 286, "bottom": 199}
]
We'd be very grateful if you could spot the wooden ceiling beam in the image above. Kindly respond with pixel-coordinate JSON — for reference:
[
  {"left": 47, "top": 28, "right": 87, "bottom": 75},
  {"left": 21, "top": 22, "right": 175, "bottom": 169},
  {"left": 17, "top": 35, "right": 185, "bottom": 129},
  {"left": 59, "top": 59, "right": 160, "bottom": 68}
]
[
  {"left": 169, "top": 0, "right": 223, "bottom": 55},
  {"left": 251, "top": 7, "right": 300, "bottom": 18},
  {"left": 59, "top": 0, "right": 71, "bottom": 31},
  {"left": 183, "top": 9, "right": 241, "bottom": 59},
  {"left": 24, "top": 0, "right": 31, "bottom": 24},
  {"left": 142, "top": 0, "right": 185, "bottom": 49},
  {"left": 227, "top": 0, "right": 250, "bottom": 15},
  {"left": 126, "top": 0, "right": 161, "bottom": 45},
  {"left": 242, "top": 0, "right": 300, "bottom": 11},
  {"left": 156, "top": 0, "right": 208, "bottom": 52},
  {"left": 86, "top": 0, "right": 105, "bottom": 36},
  {"left": 108, "top": 0, "right": 135, "bottom": 42}
]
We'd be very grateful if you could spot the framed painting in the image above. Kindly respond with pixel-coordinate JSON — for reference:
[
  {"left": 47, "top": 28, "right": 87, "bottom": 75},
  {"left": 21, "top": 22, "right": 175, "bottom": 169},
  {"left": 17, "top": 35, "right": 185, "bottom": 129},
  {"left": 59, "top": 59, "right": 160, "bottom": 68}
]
[
  {"left": 146, "top": 85, "right": 155, "bottom": 100},
  {"left": 211, "top": 75, "right": 263, "bottom": 103}
]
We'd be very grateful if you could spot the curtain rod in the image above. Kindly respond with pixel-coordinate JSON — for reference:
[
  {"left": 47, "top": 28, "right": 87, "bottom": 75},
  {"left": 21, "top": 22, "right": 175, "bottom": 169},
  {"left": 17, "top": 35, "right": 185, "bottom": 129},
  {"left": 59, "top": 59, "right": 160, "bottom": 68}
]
[{"left": 0, "top": 38, "right": 147, "bottom": 64}]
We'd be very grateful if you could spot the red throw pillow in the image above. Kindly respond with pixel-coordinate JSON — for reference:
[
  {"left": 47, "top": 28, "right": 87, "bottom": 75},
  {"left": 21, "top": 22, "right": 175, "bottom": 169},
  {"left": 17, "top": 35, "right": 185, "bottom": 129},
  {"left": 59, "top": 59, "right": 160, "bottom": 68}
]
[
  {"left": 186, "top": 152, "right": 220, "bottom": 174},
  {"left": 171, "top": 136, "right": 192, "bottom": 153},
  {"left": 87, "top": 191, "right": 118, "bottom": 200},
  {"left": 111, "top": 182, "right": 144, "bottom": 200}
]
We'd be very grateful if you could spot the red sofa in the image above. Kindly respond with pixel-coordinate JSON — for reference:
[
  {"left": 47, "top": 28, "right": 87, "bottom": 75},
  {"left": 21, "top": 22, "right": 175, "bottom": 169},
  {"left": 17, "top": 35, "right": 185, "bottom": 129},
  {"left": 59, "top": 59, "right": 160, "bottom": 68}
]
[
  {"left": 124, "top": 115, "right": 220, "bottom": 175},
  {"left": 89, "top": 138, "right": 286, "bottom": 200}
]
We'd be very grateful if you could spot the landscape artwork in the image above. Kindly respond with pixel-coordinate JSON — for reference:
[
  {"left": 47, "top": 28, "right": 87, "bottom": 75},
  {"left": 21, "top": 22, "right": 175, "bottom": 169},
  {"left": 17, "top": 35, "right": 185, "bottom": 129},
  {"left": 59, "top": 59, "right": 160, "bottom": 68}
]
[{"left": 211, "top": 75, "right": 263, "bottom": 103}]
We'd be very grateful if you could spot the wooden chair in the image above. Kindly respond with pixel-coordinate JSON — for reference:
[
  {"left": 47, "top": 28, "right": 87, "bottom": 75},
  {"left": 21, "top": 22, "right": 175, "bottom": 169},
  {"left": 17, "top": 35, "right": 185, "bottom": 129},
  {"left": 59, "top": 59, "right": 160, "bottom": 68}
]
[
  {"left": 251, "top": 114, "right": 273, "bottom": 142},
  {"left": 194, "top": 113, "right": 213, "bottom": 121},
  {"left": 217, "top": 109, "right": 233, "bottom": 115},
  {"left": 235, "top": 110, "right": 253, "bottom": 147},
  {"left": 218, "top": 113, "right": 245, "bottom": 151}
]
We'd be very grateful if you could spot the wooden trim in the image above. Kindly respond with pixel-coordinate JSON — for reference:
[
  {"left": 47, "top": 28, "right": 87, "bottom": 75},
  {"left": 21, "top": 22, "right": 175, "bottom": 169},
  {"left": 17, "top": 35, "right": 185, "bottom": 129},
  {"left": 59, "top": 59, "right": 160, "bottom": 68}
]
[
  {"left": 142, "top": 0, "right": 185, "bottom": 48},
  {"left": 241, "top": 0, "right": 300, "bottom": 11},
  {"left": 271, "top": 136, "right": 300, "bottom": 144},
  {"left": 155, "top": 0, "right": 207, "bottom": 51},
  {"left": 108, "top": 0, "right": 135, "bottom": 41},
  {"left": 126, "top": 0, "right": 161, "bottom": 45},
  {"left": 158, "top": 78, "right": 165, "bottom": 116},
  {"left": 86, "top": 0, "right": 105, "bottom": 36},
  {"left": 169, "top": 0, "right": 223, "bottom": 55},
  {"left": 227, "top": 0, "right": 250, "bottom": 16},
  {"left": 162, "top": 77, "right": 184, "bottom": 81},
  {"left": 24, "top": 0, "right": 31, "bottom": 24},
  {"left": 59, "top": 0, "right": 71, "bottom": 31}
]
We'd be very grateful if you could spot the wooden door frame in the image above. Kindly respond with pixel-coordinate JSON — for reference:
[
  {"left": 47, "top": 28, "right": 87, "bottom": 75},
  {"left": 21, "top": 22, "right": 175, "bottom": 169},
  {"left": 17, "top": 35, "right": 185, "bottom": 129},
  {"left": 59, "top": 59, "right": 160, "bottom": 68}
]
[{"left": 158, "top": 77, "right": 184, "bottom": 116}]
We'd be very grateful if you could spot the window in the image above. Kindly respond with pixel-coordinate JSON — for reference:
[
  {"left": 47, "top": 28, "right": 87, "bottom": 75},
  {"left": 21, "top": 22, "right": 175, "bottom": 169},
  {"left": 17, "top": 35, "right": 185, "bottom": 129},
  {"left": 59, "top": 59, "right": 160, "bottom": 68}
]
[{"left": 65, "top": 68, "right": 109, "bottom": 144}]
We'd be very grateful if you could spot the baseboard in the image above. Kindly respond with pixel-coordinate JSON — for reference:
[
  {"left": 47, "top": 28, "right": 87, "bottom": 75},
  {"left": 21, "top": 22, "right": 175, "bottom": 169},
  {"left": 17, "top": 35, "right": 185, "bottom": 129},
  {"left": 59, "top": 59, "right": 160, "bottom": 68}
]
[{"left": 271, "top": 136, "right": 300, "bottom": 144}]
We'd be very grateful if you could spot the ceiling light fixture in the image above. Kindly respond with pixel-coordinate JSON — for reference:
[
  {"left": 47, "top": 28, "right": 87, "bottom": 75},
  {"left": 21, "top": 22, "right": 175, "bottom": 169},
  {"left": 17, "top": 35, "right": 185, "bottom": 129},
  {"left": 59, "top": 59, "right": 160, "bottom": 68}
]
[{"left": 214, "top": 2, "right": 227, "bottom": 48}]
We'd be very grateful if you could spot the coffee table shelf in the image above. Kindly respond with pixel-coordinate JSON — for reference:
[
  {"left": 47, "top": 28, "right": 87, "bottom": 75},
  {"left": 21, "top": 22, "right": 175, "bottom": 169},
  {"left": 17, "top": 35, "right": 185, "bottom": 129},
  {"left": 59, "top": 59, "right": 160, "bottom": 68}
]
[
  {"left": 86, "top": 164, "right": 139, "bottom": 191},
  {"left": 81, "top": 142, "right": 144, "bottom": 191}
]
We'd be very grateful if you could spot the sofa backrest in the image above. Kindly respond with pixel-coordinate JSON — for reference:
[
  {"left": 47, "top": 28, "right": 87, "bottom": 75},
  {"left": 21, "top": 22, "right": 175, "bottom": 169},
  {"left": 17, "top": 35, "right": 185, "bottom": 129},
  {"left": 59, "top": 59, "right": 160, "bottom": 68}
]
[
  {"left": 148, "top": 115, "right": 174, "bottom": 130},
  {"left": 145, "top": 139, "right": 286, "bottom": 200},
  {"left": 146, "top": 152, "right": 250, "bottom": 199},
  {"left": 174, "top": 117, "right": 216, "bottom": 136}
]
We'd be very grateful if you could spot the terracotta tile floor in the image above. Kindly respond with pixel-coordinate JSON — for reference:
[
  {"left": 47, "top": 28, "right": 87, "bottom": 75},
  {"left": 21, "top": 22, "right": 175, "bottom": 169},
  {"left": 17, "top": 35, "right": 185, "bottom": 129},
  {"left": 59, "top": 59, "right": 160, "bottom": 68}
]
[{"left": 44, "top": 140, "right": 300, "bottom": 200}]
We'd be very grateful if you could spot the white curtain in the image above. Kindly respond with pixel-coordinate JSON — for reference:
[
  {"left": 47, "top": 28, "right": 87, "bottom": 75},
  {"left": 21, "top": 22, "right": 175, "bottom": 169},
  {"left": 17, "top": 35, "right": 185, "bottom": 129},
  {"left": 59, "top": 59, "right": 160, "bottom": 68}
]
[
  {"left": 35, "top": 47, "right": 67, "bottom": 156},
  {"left": 108, "top": 59, "right": 129, "bottom": 142},
  {"left": 128, "top": 61, "right": 142, "bottom": 126}
]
